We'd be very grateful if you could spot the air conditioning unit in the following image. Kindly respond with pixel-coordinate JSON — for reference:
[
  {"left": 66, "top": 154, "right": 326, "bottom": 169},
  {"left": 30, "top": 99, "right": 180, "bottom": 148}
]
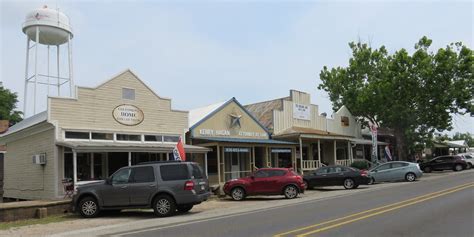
[{"left": 32, "top": 154, "right": 46, "bottom": 165}]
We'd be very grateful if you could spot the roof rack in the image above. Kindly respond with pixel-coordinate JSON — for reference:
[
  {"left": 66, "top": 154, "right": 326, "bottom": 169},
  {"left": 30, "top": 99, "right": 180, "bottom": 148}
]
[{"left": 137, "top": 160, "right": 183, "bottom": 165}]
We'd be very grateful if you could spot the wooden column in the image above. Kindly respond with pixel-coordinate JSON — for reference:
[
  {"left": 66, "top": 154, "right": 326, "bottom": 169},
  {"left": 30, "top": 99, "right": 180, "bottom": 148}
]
[{"left": 73, "top": 150, "right": 77, "bottom": 188}]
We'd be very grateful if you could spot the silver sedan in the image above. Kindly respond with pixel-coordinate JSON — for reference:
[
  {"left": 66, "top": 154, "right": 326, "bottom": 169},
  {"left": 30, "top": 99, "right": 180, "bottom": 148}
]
[{"left": 369, "top": 161, "right": 423, "bottom": 183}]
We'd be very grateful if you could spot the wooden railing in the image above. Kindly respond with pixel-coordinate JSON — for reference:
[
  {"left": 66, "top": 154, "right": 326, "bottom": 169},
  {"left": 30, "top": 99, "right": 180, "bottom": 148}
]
[
  {"left": 302, "top": 160, "right": 323, "bottom": 170},
  {"left": 336, "top": 159, "right": 352, "bottom": 167}
]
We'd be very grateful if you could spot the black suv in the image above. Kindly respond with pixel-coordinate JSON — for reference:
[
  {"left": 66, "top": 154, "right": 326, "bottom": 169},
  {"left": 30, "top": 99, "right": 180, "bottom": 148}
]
[
  {"left": 419, "top": 155, "right": 468, "bottom": 173},
  {"left": 72, "top": 161, "right": 210, "bottom": 218}
]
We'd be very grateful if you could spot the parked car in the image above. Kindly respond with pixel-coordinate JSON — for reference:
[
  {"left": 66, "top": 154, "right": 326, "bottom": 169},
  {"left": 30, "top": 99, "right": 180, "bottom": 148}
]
[
  {"left": 303, "top": 165, "right": 371, "bottom": 190},
  {"left": 369, "top": 161, "right": 423, "bottom": 183},
  {"left": 419, "top": 155, "right": 468, "bottom": 173},
  {"left": 458, "top": 153, "right": 473, "bottom": 169},
  {"left": 223, "top": 168, "right": 305, "bottom": 201},
  {"left": 73, "top": 161, "right": 210, "bottom": 218}
]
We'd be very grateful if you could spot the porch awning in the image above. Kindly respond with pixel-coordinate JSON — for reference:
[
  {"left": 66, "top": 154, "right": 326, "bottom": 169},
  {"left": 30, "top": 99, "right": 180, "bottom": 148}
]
[
  {"left": 273, "top": 126, "right": 354, "bottom": 140},
  {"left": 194, "top": 137, "right": 297, "bottom": 145},
  {"left": 56, "top": 141, "right": 210, "bottom": 153},
  {"left": 350, "top": 138, "right": 389, "bottom": 145}
]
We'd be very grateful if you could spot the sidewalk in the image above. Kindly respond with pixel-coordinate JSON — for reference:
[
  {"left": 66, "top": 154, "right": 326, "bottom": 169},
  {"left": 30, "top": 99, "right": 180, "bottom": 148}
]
[{"left": 1, "top": 169, "right": 471, "bottom": 237}]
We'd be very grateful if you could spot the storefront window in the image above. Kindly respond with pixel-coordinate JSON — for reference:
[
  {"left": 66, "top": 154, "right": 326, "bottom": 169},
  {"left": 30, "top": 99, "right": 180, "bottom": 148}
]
[
  {"left": 65, "top": 131, "right": 90, "bottom": 139},
  {"left": 91, "top": 132, "right": 113, "bottom": 140},
  {"left": 144, "top": 135, "right": 163, "bottom": 142},
  {"left": 271, "top": 148, "right": 292, "bottom": 168},
  {"left": 224, "top": 147, "right": 251, "bottom": 181},
  {"left": 163, "top": 136, "right": 179, "bottom": 143},
  {"left": 116, "top": 134, "right": 141, "bottom": 141}
]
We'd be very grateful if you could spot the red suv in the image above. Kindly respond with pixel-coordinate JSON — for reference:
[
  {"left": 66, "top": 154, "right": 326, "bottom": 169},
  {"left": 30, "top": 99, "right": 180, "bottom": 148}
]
[{"left": 223, "top": 168, "right": 305, "bottom": 201}]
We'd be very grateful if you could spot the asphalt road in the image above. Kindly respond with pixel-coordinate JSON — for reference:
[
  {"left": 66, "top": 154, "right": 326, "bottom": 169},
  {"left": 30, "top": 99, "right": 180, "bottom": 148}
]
[{"left": 115, "top": 171, "right": 474, "bottom": 237}]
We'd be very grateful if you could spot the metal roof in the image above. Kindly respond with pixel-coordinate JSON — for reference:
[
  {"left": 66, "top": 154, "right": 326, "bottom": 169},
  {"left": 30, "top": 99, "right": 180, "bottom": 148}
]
[
  {"left": 0, "top": 111, "right": 48, "bottom": 137},
  {"left": 56, "top": 141, "right": 210, "bottom": 153},
  {"left": 195, "top": 137, "right": 297, "bottom": 145}
]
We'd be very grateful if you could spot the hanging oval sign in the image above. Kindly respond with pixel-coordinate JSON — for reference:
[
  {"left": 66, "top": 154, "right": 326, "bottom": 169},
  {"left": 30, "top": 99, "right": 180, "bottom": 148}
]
[{"left": 112, "top": 104, "right": 144, "bottom": 126}]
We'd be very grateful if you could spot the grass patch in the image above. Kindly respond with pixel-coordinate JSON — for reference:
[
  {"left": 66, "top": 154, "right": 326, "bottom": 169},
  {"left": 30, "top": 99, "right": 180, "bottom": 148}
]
[{"left": 0, "top": 213, "right": 78, "bottom": 230}]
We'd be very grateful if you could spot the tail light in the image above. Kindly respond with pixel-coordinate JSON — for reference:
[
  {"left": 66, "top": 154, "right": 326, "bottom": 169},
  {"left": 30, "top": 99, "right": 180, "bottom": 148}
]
[
  {"left": 184, "top": 181, "right": 194, "bottom": 191},
  {"left": 360, "top": 170, "right": 368, "bottom": 177}
]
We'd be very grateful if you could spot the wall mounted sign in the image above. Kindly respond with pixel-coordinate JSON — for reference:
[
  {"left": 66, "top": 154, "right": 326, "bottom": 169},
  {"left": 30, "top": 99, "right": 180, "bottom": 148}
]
[
  {"left": 112, "top": 104, "right": 144, "bottom": 126},
  {"left": 224, "top": 148, "right": 250, "bottom": 153},
  {"left": 271, "top": 148, "right": 292, "bottom": 153},
  {"left": 293, "top": 103, "right": 311, "bottom": 120}
]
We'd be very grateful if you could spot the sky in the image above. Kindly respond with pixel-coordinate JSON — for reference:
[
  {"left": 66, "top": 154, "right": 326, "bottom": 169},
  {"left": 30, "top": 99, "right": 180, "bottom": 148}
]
[{"left": 1, "top": 0, "right": 473, "bottom": 135}]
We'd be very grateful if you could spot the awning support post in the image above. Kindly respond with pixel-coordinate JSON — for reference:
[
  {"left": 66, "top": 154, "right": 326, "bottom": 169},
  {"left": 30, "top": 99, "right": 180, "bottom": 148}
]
[
  {"left": 73, "top": 149, "right": 77, "bottom": 189},
  {"left": 318, "top": 139, "right": 321, "bottom": 165},
  {"left": 299, "top": 136, "right": 303, "bottom": 174},
  {"left": 91, "top": 153, "right": 94, "bottom": 179},
  {"left": 204, "top": 152, "right": 208, "bottom": 177},
  {"left": 128, "top": 152, "right": 132, "bottom": 167},
  {"left": 333, "top": 140, "right": 337, "bottom": 165}
]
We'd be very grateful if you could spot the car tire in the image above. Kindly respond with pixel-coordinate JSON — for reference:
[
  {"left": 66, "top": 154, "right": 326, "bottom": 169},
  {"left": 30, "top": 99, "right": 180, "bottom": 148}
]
[
  {"left": 423, "top": 167, "right": 432, "bottom": 173},
  {"left": 78, "top": 196, "right": 100, "bottom": 218},
  {"left": 405, "top": 172, "right": 416, "bottom": 182},
  {"left": 230, "top": 187, "right": 246, "bottom": 201},
  {"left": 343, "top": 179, "right": 355, "bottom": 189},
  {"left": 453, "top": 164, "right": 463, "bottom": 172},
  {"left": 153, "top": 195, "right": 176, "bottom": 217},
  {"left": 283, "top": 185, "right": 299, "bottom": 199},
  {"left": 368, "top": 177, "right": 375, "bottom": 185},
  {"left": 303, "top": 180, "right": 311, "bottom": 190},
  {"left": 467, "top": 163, "right": 472, "bottom": 169},
  {"left": 177, "top": 204, "right": 193, "bottom": 213}
]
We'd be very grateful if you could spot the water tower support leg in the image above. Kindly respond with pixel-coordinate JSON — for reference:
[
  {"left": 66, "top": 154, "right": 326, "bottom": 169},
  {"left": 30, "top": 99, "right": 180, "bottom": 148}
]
[
  {"left": 23, "top": 37, "right": 30, "bottom": 116},
  {"left": 57, "top": 45, "right": 60, "bottom": 96},
  {"left": 33, "top": 26, "right": 39, "bottom": 114},
  {"left": 68, "top": 36, "right": 74, "bottom": 97}
]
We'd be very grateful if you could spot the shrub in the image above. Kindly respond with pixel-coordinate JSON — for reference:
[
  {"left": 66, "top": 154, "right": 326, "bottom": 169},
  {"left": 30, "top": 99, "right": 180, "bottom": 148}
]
[{"left": 351, "top": 160, "right": 369, "bottom": 170}]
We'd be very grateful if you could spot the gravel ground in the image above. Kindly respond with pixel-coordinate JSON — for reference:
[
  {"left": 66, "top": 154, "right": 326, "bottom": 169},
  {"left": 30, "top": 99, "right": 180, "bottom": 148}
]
[{"left": 0, "top": 170, "right": 468, "bottom": 237}]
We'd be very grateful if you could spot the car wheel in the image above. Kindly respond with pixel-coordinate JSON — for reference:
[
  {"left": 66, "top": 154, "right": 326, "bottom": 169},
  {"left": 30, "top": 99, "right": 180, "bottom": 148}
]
[
  {"left": 343, "top": 179, "right": 355, "bottom": 189},
  {"left": 454, "top": 164, "right": 463, "bottom": 172},
  {"left": 467, "top": 163, "right": 472, "bottom": 169},
  {"left": 405, "top": 172, "right": 416, "bottom": 182},
  {"left": 231, "top": 187, "right": 245, "bottom": 201},
  {"left": 423, "top": 167, "right": 432, "bottom": 173},
  {"left": 153, "top": 195, "right": 176, "bottom": 217},
  {"left": 284, "top": 185, "right": 299, "bottom": 199},
  {"left": 303, "top": 180, "right": 310, "bottom": 190},
  {"left": 368, "top": 177, "right": 375, "bottom": 185},
  {"left": 78, "top": 196, "right": 100, "bottom": 218},
  {"left": 177, "top": 204, "right": 193, "bottom": 213}
]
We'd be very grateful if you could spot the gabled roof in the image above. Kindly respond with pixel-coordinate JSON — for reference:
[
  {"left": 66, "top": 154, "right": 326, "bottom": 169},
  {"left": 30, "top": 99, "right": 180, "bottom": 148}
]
[
  {"left": 188, "top": 101, "right": 227, "bottom": 128},
  {"left": 0, "top": 111, "right": 48, "bottom": 137},
  {"left": 188, "top": 97, "right": 270, "bottom": 135}
]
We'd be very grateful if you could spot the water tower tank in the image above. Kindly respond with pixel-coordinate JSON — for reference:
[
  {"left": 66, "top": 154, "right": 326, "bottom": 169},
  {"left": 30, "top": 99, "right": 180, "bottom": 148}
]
[{"left": 22, "top": 5, "right": 73, "bottom": 45}]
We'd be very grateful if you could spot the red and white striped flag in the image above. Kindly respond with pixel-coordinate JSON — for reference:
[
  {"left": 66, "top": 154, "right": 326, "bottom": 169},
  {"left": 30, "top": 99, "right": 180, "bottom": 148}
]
[{"left": 172, "top": 136, "right": 186, "bottom": 161}]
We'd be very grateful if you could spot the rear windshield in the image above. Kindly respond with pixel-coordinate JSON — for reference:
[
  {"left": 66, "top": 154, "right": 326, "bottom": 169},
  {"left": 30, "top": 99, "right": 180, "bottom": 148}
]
[
  {"left": 160, "top": 164, "right": 189, "bottom": 181},
  {"left": 191, "top": 164, "right": 204, "bottom": 179}
]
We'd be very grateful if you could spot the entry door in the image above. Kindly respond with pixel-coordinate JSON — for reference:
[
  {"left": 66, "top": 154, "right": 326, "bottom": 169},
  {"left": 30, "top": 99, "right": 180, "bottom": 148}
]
[
  {"left": 231, "top": 153, "right": 240, "bottom": 179},
  {"left": 100, "top": 168, "right": 131, "bottom": 207}
]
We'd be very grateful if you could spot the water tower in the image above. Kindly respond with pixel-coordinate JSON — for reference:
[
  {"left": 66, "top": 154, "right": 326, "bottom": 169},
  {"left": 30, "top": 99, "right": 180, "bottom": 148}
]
[{"left": 22, "top": 5, "right": 74, "bottom": 117}]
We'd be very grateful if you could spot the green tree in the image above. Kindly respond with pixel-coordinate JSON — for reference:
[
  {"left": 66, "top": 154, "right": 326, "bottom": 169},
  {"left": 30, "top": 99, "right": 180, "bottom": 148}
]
[
  {"left": 0, "top": 85, "right": 23, "bottom": 125},
  {"left": 318, "top": 36, "right": 473, "bottom": 160}
]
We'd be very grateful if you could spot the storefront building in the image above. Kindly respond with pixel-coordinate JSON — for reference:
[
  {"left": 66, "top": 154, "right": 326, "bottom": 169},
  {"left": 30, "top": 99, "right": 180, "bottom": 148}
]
[
  {"left": 246, "top": 90, "right": 375, "bottom": 172},
  {"left": 0, "top": 70, "right": 208, "bottom": 200},
  {"left": 187, "top": 98, "right": 296, "bottom": 187}
]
